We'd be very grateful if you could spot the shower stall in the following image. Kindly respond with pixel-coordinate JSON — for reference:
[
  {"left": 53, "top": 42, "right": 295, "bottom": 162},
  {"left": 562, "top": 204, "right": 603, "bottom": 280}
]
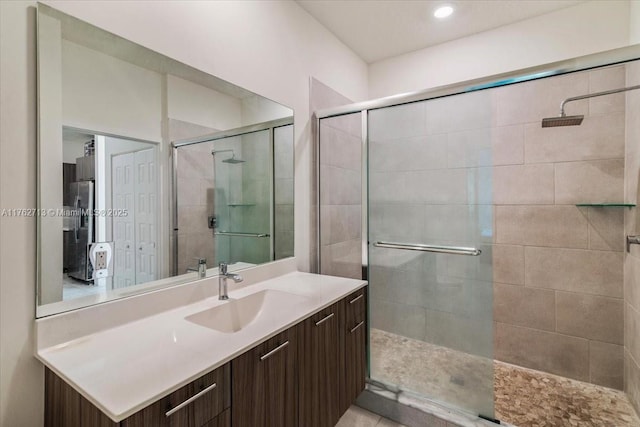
[{"left": 316, "top": 48, "right": 640, "bottom": 426}]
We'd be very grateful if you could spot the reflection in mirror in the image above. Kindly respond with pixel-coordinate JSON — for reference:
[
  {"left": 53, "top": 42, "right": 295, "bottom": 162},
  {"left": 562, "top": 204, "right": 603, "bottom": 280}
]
[
  {"left": 173, "top": 119, "right": 294, "bottom": 276},
  {"left": 37, "top": 5, "right": 294, "bottom": 317}
]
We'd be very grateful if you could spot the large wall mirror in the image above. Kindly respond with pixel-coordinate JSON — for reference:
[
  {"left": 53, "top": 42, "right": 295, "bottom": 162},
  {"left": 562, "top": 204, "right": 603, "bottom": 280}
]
[{"left": 37, "top": 4, "right": 294, "bottom": 317}]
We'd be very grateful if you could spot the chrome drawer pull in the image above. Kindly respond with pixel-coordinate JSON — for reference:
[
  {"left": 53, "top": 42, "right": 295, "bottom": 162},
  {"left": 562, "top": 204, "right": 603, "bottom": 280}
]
[
  {"left": 350, "top": 321, "right": 365, "bottom": 333},
  {"left": 165, "top": 382, "right": 217, "bottom": 417},
  {"left": 315, "top": 312, "right": 335, "bottom": 326},
  {"left": 349, "top": 294, "right": 364, "bottom": 304},
  {"left": 260, "top": 341, "right": 290, "bottom": 361}
]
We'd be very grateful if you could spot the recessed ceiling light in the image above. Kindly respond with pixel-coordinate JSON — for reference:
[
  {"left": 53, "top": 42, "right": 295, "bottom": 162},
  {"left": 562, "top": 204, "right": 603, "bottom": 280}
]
[{"left": 434, "top": 5, "right": 454, "bottom": 19}]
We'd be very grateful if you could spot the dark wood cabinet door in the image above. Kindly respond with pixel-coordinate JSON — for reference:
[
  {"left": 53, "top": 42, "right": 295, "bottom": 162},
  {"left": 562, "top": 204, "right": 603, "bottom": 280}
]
[
  {"left": 201, "top": 408, "right": 230, "bottom": 427},
  {"left": 45, "top": 367, "right": 118, "bottom": 427},
  {"left": 298, "top": 303, "right": 340, "bottom": 427},
  {"left": 339, "top": 287, "right": 367, "bottom": 415},
  {"left": 232, "top": 327, "right": 298, "bottom": 427}
]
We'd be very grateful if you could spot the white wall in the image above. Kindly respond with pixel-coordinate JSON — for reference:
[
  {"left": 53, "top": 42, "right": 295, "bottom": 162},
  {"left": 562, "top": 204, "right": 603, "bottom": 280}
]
[
  {"left": 0, "top": 1, "right": 367, "bottom": 426},
  {"left": 632, "top": 0, "right": 640, "bottom": 44},
  {"left": 369, "top": 1, "right": 633, "bottom": 98},
  {"left": 167, "top": 75, "right": 242, "bottom": 131},
  {"left": 0, "top": 2, "right": 43, "bottom": 426}
]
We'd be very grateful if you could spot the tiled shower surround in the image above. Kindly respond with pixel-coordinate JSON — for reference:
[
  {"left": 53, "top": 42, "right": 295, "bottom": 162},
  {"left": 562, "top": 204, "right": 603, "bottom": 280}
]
[
  {"left": 490, "top": 65, "right": 628, "bottom": 390},
  {"left": 319, "top": 61, "right": 640, "bottom": 422}
]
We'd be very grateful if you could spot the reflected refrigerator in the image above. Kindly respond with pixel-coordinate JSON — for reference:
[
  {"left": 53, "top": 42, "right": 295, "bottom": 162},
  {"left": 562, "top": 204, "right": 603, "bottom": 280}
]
[{"left": 67, "top": 181, "right": 94, "bottom": 281}]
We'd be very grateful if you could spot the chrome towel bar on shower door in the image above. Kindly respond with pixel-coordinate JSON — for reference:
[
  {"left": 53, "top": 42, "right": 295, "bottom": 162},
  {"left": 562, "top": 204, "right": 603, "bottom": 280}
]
[
  {"left": 373, "top": 241, "right": 482, "bottom": 256},
  {"left": 214, "top": 231, "right": 270, "bottom": 238}
]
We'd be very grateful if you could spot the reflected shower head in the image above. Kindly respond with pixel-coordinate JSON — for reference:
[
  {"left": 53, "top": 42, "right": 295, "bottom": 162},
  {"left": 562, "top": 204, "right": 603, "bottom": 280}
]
[
  {"left": 222, "top": 156, "right": 245, "bottom": 164},
  {"left": 211, "top": 149, "right": 245, "bottom": 164},
  {"left": 541, "top": 114, "right": 584, "bottom": 128}
]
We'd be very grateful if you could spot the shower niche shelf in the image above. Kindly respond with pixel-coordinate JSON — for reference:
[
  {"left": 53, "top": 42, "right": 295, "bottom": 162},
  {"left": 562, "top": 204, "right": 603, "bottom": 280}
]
[{"left": 575, "top": 203, "right": 636, "bottom": 208}]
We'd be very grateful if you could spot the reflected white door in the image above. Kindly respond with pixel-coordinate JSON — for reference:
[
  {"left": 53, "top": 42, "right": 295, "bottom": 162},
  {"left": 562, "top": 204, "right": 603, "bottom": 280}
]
[
  {"left": 134, "top": 148, "right": 157, "bottom": 284},
  {"left": 112, "top": 153, "right": 135, "bottom": 288}
]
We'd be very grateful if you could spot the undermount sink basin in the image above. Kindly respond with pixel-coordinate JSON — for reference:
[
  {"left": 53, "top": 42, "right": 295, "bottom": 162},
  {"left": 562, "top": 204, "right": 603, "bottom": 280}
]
[{"left": 185, "top": 289, "right": 309, "bottom": 333}]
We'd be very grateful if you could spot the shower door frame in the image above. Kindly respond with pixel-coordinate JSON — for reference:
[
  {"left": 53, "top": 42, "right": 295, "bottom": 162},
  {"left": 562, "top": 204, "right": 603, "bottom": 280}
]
[
  {"left": 314, "top": 43, "right": 640, "bottom": 422},
  {"left": 170, "top": 116, "right": 293, "bottom": 276}
]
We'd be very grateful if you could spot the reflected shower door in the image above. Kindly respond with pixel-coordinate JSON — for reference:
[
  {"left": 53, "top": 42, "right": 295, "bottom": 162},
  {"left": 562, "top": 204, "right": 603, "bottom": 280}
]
[
  {"left": 213, "top": 129, "right": 272, "bottom": 265},
  {"left": 368, "top": 92, "right": 495, "bottom": 418}
]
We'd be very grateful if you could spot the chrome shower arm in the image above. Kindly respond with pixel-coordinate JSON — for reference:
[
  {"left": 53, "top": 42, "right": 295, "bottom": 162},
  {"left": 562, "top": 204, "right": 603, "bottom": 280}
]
[{"left": 559, "top": 84, "right": 640, "bottom": 116}]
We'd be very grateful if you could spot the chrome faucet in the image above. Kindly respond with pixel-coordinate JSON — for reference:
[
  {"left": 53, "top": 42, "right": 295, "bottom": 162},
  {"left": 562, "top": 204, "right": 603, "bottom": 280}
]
[
  {"left": 187, "top": 258, "right": 207, "bottom": 279},
  {"left": 218, "top": 262, "right": 243, "bottom": 300}
]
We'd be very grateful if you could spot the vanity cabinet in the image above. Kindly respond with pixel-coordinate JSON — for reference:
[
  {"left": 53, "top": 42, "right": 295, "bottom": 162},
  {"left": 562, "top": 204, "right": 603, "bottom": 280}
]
[
  {"left": 44, "top": 286, "right": 367, "bottom": 427},
  {"left": 232, "top": 328, "right": 299, "bottom": 427},
  {"left": 298, "top": 303, "right": 341, "bottom": 427}
]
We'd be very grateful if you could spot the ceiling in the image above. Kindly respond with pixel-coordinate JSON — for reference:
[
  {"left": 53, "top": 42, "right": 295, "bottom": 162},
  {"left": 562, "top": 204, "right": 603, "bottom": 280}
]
[{"left": 297, "top": 0, "right": 585, "bottom": 63}]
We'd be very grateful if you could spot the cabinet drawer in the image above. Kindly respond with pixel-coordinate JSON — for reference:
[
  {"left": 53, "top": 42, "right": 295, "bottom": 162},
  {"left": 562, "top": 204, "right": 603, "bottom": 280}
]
[{"left": 123, "top": 363, "right": 230, "bottom": 427}]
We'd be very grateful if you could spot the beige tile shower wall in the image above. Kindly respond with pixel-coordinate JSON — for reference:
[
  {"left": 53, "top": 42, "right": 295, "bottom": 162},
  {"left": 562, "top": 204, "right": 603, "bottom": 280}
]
[
  {"left": 319, "top": 115, "right": 362, "bottom": 279},
  {"left": 493, "top": 64, "right": 628, "bottom": 390},
  {"left": 624, "top": 61, "right": 640, "bottom": 415},
  {"left": 312, "top": 78, "right": 363, "bottom": 280}
]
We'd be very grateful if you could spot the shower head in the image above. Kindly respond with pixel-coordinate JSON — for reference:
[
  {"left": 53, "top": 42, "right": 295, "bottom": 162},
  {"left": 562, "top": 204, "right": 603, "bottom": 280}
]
[
  {"left": 541, "top": 114, "right": 584, "bottom": 128},
  {"left": 542, "top": 83, "right": 640, "bottom": 128},
  {"left": 211, "top": 149, "right": 245, "bottom": 164}
]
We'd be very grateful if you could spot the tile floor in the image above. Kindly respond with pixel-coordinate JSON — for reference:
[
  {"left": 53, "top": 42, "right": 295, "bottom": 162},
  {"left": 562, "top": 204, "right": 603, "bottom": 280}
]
[
  {"left": 62, "top": 274, "right": 106, "bottom": 300},
  {"left": 336, "top": 406, "right": 406, "bottom": 427},
  {"left": 370, "top": 328, "right": 640, "bottom": 427}
]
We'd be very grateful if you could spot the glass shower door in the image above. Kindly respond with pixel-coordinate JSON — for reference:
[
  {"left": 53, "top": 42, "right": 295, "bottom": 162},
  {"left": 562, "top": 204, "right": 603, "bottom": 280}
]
[
  {"left": 213, "top": 130, "right": 272, "bottom": 266},
  {"left": 367, "top": 92, "right": 495, "bottom": 418}
]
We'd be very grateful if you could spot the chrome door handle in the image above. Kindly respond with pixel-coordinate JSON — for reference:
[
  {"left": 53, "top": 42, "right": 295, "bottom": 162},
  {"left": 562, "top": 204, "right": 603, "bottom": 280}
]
[
  {"left": 374, "top": 241, "right": 481, "bottom": 256},
  {"left": 165, "top": 382, "right": 217, "bottom": 417},
  {"left": 315, "top": 312, "right": 335, "bottom": 326},
  {"left": 260, "top": 341, "right": 289, "bottom": 361}
]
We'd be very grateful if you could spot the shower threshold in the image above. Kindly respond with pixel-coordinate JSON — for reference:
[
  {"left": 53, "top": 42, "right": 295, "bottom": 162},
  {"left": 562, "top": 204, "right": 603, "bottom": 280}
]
[{"left": 368, "top": 328, "right": 639, "bottom": 427}]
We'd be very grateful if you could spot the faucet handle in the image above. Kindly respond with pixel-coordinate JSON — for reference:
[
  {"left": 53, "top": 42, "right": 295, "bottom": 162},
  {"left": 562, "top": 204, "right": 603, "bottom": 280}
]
[
  {"left": 195, "top": 257, "right": 206, "bottom": 265},
  {"left": 219, "top": 262, "right": 228, "bottom": 275}
]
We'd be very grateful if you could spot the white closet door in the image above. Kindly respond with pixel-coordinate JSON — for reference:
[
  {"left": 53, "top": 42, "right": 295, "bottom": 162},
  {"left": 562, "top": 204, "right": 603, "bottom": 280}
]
[
  {"left": 134, "top": 148, "right": 157, "bottom": 284},
  {"left": 112, "top": 152, "right": 136, "bottom": 288}
]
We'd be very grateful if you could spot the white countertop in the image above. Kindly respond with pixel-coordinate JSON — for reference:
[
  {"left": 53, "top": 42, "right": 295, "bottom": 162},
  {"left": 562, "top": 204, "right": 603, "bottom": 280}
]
[{"left": 36, "top": 269, "right": 366, "bottom": 422}]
